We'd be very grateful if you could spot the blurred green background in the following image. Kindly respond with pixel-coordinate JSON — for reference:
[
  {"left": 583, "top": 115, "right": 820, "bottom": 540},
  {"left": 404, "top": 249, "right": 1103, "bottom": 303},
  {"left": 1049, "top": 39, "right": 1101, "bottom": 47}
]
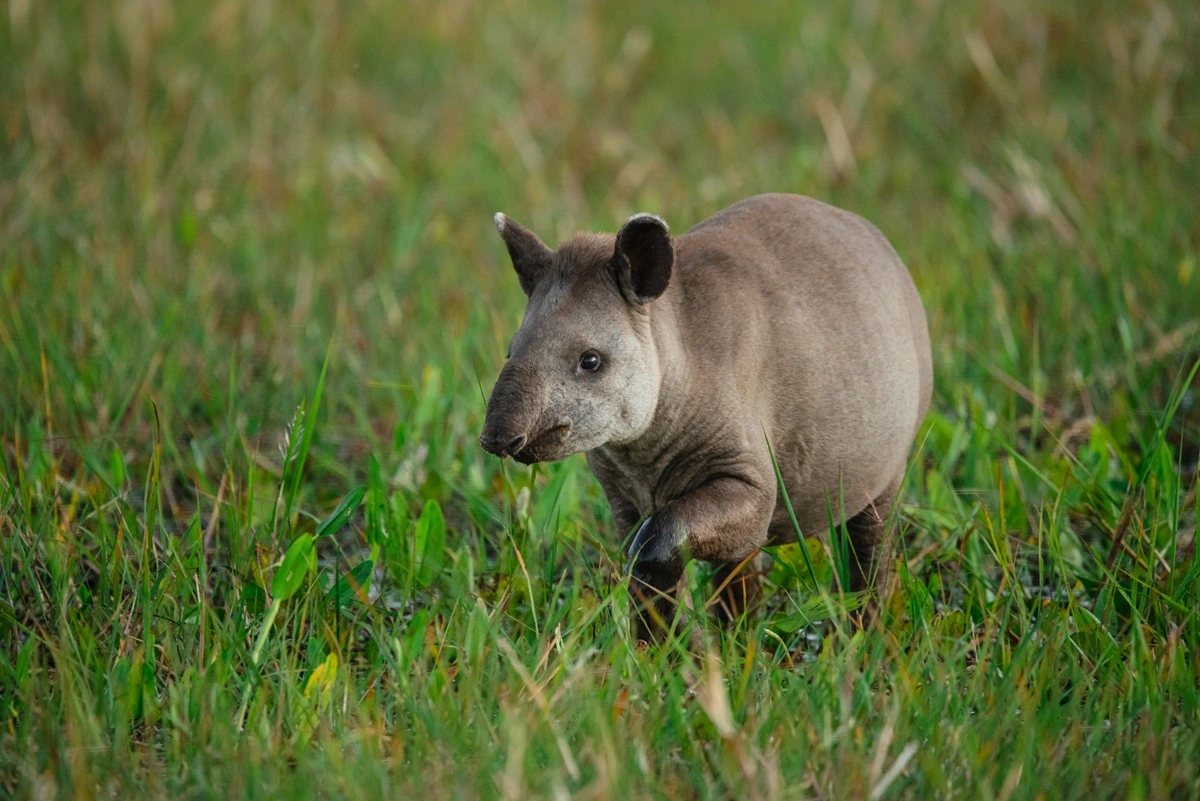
[
  {"left": 3, "top": 0, "right": 1196, "bottom": 443},
  {"left": 1, "top": 0, "right": 1198, "bottom": 798}
]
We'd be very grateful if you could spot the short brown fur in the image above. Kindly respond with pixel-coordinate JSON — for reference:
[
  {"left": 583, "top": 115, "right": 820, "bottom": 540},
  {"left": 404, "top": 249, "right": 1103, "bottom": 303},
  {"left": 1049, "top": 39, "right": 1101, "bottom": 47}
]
[{"left": 481, "top": 195, "right": 932, "bottom": 637}]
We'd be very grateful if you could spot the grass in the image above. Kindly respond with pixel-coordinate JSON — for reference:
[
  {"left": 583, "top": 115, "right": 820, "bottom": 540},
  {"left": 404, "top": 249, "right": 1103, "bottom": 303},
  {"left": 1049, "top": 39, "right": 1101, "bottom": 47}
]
[{"left": 2, "top": 0, "right": 1198, "bottom": 798}]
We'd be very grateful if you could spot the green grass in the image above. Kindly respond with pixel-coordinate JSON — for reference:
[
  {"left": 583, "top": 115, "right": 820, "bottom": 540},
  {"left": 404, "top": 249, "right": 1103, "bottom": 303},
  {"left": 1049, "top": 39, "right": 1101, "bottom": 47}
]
[{"left": 2, "top": 0, "right": 1199, "bottom": 798}]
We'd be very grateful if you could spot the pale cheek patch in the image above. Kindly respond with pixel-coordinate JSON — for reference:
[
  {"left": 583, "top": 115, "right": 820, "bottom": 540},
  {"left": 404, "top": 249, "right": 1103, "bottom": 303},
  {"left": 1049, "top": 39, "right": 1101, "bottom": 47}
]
[{"left": 611, "top": 365, "right": 657, "bottom": 442}]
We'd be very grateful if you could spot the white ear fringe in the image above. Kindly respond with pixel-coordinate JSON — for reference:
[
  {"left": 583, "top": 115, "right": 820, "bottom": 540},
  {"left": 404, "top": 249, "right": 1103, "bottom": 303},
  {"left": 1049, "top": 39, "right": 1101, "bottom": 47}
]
[
  {"left": 626, "top": 212, "right": 669, "bottom": 232},
  {"left": 493, "top": 212, "right": 508, "bottom": 234}
]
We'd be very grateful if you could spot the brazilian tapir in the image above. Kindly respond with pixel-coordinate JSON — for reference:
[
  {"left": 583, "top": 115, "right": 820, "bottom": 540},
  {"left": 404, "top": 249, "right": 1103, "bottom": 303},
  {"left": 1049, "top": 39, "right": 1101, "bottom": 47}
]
[{"left": 479, "top": 193, "right": 932, "bottom": 634}]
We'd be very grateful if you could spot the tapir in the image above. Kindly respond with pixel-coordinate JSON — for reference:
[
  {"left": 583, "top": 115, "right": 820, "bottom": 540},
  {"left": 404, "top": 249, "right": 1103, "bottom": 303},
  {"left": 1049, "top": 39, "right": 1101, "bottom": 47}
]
[{"left": 479, "top": 193, "right": 932, "bottom": 634}]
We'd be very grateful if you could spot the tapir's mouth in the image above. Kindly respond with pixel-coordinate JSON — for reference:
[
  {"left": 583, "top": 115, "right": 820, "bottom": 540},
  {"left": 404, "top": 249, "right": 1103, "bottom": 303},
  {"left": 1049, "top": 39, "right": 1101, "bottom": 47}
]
[{"left": 511, "top": 423, "right": 572, "bottom": 464}]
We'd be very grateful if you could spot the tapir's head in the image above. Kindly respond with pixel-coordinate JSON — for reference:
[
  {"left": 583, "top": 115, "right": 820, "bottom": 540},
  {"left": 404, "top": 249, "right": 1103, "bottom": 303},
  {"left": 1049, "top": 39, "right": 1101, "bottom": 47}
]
[{"left": 479, "top": 212, "right": 674, "bottom": 464}]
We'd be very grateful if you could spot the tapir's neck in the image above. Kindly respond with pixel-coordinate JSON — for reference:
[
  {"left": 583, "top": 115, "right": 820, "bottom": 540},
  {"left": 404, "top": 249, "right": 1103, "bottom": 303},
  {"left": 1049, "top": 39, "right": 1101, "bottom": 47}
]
[
  {"left": 646, "top": 294, "right": 691, "bottom": 432},
  {"left": 596, "top": 291, "right": 708, "bottom": 490}
]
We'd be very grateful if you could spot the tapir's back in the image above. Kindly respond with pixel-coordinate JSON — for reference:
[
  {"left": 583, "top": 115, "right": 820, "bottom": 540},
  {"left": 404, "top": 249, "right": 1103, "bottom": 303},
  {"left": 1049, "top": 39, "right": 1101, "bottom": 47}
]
[{"left": 672, "top": 193, "right": 932, "bottom": 537}]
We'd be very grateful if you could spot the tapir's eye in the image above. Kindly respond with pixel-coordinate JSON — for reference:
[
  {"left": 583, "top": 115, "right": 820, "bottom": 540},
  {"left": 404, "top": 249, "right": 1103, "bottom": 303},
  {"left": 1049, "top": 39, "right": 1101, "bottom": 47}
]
[{"left": 579, "top": 351, "right": 602, "bottom": 372}]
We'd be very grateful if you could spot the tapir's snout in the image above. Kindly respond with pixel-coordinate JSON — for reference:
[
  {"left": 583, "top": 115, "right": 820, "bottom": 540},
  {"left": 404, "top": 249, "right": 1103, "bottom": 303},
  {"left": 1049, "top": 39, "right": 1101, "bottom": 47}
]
[
  {"left": 480, "top": 359, "right": 546, "bottom": 460},
  {"left": 478, "top": 430, "right": 527, "bottom": 458}
]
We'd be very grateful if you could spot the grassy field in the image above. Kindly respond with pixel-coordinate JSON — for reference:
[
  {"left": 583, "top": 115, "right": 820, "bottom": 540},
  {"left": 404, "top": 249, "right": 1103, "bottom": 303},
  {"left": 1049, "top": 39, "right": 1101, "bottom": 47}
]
[{"left": 2, "top": 0, "right": 1199, "bottom": 798}]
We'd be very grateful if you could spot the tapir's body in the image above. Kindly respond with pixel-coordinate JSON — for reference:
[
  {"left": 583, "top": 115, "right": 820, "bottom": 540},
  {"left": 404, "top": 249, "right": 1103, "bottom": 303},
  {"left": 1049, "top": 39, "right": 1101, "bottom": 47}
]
[{"left": 481, "top": 193, "right": 932, "bottom": 631}]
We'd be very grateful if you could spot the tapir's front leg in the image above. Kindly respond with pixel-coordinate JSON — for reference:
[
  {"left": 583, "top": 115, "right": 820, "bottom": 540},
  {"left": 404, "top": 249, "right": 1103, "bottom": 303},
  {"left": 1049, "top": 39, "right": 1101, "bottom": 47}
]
[{"left": 626, "top": 475, "right": 775, "bottom": 638}]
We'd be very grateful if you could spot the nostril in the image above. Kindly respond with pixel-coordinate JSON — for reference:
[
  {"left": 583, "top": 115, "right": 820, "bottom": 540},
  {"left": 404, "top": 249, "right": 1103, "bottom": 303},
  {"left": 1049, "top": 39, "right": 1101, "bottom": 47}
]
[
  {"left": 479, "top": 431, "right": 527, "bottom": 457},
  {"left": 479, "top": 433, "right": 502, "bottom": 456}
]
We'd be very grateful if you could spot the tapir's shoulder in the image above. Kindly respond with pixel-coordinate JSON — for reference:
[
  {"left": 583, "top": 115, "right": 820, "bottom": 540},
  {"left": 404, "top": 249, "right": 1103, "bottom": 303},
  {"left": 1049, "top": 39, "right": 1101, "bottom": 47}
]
[
  {"left": 673, "top": 193, "right": 899, "bottom": 288},
  {"left": 681, "top": 194, "right": 887, "bottom": 247}
]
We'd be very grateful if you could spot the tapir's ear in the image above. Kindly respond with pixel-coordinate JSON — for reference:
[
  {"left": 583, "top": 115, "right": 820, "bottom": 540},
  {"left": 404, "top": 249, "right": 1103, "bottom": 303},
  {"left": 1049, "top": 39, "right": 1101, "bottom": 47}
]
[
  {"left": 613, "top": 213, "right": 673, "bottom": 304},
  {"left": 494, "top": 213, "right": 553, "bottom": 296}
]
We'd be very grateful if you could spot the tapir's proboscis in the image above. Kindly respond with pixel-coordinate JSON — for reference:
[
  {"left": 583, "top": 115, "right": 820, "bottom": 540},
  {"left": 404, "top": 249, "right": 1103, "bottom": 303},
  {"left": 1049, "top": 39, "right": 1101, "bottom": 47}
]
[{"left": 479, "top": 194, "right": 932, "bottom": 638}]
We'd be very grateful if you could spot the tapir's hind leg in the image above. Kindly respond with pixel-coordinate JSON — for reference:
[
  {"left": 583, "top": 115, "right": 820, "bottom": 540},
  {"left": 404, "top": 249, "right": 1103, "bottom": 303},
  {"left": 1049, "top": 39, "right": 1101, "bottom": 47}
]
[{"left": 845, "top": 479, "right": 901, "bottom": 602}]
